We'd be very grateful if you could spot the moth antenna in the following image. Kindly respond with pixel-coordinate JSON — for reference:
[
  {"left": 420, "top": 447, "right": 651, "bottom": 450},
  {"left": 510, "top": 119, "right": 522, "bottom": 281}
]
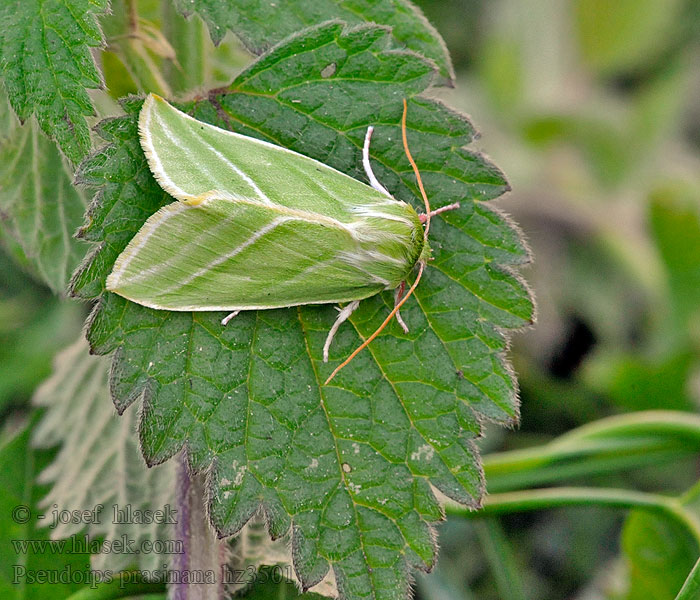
[
  {"left": 401, "top": 98, "right": 432, "bottom": 240},
  {"left": 324, "top": 99, "right": 431, "bottom": 385},
  {"left": 420, "top": 202, "right": 461, "bottom": 223}
]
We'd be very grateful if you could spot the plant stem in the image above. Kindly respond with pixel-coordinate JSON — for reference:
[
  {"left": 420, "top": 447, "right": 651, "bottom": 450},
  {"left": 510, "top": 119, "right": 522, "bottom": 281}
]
[
  {"left": 473, "top": 518, "right": 527, "bottom": 600},
  {"left": 555, "top": 410, "right": 700, "bottom": 444},
  {"left": 171, "top": 453, "right": 191, "bottom": 600},
  {"left": 447, "top": 486, "right": 700, "bottom": 541},
  {"left": 171, "top": 454, "right": 230, "bottom": 600},
  {"left": 483, "top": 410, "right": 700, "bottom": 492}
]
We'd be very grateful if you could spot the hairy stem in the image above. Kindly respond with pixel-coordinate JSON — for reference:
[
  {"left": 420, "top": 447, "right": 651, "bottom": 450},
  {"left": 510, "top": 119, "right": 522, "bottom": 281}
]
[{"left": 171, "top": 454, "right": 229, "bottom": 600}]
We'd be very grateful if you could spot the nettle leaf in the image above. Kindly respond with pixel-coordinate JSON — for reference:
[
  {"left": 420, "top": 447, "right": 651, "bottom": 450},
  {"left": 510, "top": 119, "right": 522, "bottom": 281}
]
[
  {"left": 0, "top": 95, "right": 89, "bottom": 293},
  {"left": 32, "top": 337, "right": 334, "bottom": 591},
  {"left": 32, "top": 337, "right": 176, "bottom": 573},
  {"left": 174, "top": 0, "right": 455, "bottom": 83},
  {"left": 71, "top": 22, "right": 533, "bottom": 600},
  {"left": 0, "top": 0, "right": 107, "bottom": 164}
]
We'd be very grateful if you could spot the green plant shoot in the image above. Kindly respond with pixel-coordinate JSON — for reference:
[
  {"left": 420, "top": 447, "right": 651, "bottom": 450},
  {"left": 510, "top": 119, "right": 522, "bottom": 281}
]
[{"left": 107, "top": 94, "right": 455, "bottom": 381}]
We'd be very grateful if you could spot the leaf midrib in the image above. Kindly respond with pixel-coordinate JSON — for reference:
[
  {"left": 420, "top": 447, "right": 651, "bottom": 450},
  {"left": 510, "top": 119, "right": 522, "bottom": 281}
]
[{"left": 298, "top": 305, "right": 411, "bottom": 599}]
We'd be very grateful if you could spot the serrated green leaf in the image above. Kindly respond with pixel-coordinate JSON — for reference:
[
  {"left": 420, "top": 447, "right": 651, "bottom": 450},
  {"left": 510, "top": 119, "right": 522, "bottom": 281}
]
[
  {"left": 0, "top": 0, "right": 107, "bottom": 164},
  {"left": 71, "top": 22, "right": 533, "bottom": 600},
  {"left": 32, "top": 337, "right": 177, "bottom": 573},
  {"left": 173, "top": 0, "right": 455, "bottom": 83},
  {"left": 33, "top": 337, "right": 334, "bottom": 590},
  {"left": 0, "top": 95, "right": 90, "bottom": 293}
]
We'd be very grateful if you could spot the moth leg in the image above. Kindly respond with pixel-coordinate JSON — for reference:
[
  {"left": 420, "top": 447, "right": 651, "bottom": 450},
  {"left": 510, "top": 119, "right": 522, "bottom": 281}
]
[
  {"left": 221, "top": 310, "right": 241, "bottom": 326},
  {"left": 323, "top": 300, "right": 361, "bottom": 363},
  {"left": 419, "top": 202, "right": 461, "bottom": 223},
  {"left": 363, "top": 126, "right": 391, "bottom": 197},
  {"left": 394, "top": 281, "right": 410, "bottom": 334}
]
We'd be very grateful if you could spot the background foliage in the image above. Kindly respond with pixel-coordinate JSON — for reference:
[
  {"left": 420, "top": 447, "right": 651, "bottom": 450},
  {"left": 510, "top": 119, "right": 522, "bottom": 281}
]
[{"left": 0, "top": 0, "right": 699, "bottom": 599}]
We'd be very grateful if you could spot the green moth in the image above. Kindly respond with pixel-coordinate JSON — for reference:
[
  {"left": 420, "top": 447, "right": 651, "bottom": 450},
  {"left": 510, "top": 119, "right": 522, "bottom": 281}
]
[{"left": 106, "top": 94, "right": 457, "bottom": 381}]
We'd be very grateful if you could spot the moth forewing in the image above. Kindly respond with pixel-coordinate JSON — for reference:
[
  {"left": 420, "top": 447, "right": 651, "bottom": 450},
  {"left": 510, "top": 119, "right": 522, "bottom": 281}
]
[{"left": 106, "top": 94, "right": 426, "bottom": 314}]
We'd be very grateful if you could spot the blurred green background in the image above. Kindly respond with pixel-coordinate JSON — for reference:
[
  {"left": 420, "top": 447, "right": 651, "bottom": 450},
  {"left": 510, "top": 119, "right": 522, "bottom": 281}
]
[
  {"left": 413, "top": 0, "right": 700, "bottom": 598},
  {"left": 1, "top": 0, "right": 699, "bottom": 599}
]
